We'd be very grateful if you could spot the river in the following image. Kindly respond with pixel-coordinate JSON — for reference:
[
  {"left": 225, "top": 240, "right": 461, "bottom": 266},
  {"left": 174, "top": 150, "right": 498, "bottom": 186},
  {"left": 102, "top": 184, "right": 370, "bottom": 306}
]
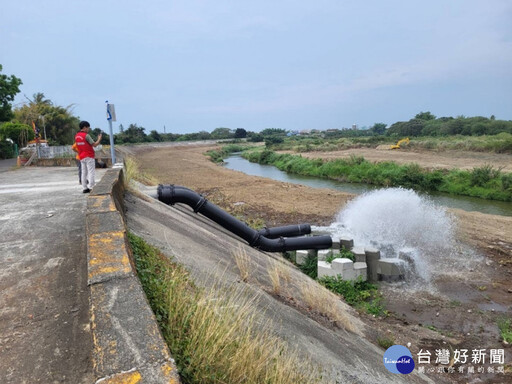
[{"left": 223, "top": 154, "right": 512, "bottom": 217}]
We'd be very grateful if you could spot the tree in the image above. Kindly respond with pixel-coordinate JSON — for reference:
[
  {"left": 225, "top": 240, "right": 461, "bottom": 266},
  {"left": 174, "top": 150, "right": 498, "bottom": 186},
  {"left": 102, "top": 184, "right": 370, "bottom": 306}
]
[
  {"left": 234, "top": 128, "right": 247, "bottom": 138},
  {"left": 369, "top": 123, "right": 387, "bottom": 135},
  {"left": 260, "top": 128, "right": 287, "bottom": 137},
  {"left": 115, "top": 123, "right": 147, "bottom": 143},
  {"left": 0, "top": 65, "right": 23, "bottom": 122},
  {"left": 13, "top": 94, "right": 80, "bottom": 145},
  {"left": 149, "top": 130, "right": 162, "bottom": 142},
  {"left": 0, "top": 121, "right": 34, "bottom": 147},
  {"left": 211, "top": 127, "right": 233, "bottom": 139},
  {"left": 415, "top": 111, "right": 436, "bottom": 121}
]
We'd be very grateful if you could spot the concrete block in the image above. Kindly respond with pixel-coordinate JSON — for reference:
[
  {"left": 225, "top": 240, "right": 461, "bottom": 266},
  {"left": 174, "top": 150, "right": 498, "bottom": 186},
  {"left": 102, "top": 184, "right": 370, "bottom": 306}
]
[
  {"left": 365, "top": 248, "right": 381, "bottom": 282},
  {"left": 331, "top": 236, "right": 341, "bottom": 250},
  {"left": 317, "top": 249, "right": 331, "bottom": 261},
  {"left": 90, "top": 277, "right": 180, "bottom": 383},
  {"left": 340, "top": 237, "right": 354, "bottom": 249},
  {"left": 377, "top": 258, "right": 406, "bottom": 277},
  {"left": 351, "top": 247, "right": 366, "bottom": 263},
  {"left": 353, "top": 262, "right": 368, "bottom": 281},
  {"left": 307, "top": 249, "right": 318, "bottom": 258},
  {"left": 317, "top": 261, "right": 338, "bottom": 278},
  {"left": 296, "top": 250, "right": 308, "bottom": 265},
  {"left": 331, "top": 258, "right": 354, "bottom": 273}
]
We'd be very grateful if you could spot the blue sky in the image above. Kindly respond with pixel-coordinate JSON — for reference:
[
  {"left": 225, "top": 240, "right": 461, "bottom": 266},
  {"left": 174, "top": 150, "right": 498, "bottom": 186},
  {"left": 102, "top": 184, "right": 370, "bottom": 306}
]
[{"left": 2, "top": 0, "right": 512, "bottom": 133}]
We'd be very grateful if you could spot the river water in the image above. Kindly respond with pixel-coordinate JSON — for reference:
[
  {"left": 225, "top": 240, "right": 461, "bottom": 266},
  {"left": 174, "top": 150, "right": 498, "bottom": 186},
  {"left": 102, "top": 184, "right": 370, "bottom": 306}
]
[{"left": 223, "top": 154, "right": 512, "bottom": 217}]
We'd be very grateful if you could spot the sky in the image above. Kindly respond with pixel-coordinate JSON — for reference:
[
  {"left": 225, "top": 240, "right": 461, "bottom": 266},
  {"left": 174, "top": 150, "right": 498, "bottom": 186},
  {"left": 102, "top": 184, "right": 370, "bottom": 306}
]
[{"left": 2, "top": 0, "right": 512, "bottom": 134}]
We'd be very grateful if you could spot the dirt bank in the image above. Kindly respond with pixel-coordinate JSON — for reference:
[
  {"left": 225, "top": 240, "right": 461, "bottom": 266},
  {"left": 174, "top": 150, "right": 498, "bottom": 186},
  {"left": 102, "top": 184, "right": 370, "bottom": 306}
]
[{"left": 131, "top": 143, "right": 512, "bottom": 383}]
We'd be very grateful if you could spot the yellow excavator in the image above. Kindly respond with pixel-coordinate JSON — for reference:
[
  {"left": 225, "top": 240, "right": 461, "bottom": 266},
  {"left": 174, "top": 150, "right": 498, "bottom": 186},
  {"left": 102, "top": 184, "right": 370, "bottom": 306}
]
[{"left": 390, "top": 137, "right": 410, "bottom": 150}]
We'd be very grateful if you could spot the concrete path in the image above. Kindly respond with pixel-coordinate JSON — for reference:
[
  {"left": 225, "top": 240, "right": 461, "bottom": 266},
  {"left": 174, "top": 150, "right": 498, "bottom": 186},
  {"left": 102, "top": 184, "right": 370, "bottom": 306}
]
[{"left": 0, "top": 165, "right": 106, "bottom": 383}]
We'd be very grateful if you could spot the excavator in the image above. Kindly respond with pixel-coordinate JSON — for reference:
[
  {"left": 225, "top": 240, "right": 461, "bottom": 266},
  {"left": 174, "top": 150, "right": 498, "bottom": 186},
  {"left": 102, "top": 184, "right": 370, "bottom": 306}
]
[{"left": 390, "top": 137, "right": 410, "bottom": 150}]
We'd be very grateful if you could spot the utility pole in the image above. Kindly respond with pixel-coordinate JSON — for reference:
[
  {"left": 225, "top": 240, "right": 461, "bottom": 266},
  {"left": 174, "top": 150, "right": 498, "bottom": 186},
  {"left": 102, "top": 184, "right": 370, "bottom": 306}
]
[{"left": 106, "top": 101, "right": 116, "bottom": 164}]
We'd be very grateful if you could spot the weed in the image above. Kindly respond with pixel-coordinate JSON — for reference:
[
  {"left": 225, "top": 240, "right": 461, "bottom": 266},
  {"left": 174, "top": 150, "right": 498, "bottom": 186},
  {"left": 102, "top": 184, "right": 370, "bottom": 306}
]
[
  {"left": 299, "top": 280, "right": 358, "bottom": 333},
  {"left": 128, "top": 232, "right": 321, "bottom": 383},
  {"left": 377, "top": 336, "right": 395, "bottom": 349},
  {"left": 470, "top": 164, "right": 502, "bottom": 187},
  {"left": 124, "top": 156, "right": 158, "bottom": 186},
  {"left": 498, "top": 317, "right": 512, "bottom": 343},
  {"left": 232, "top": 247, "right": 251, "bottom": 283},
  {"left": 267, "top": 261, "right": 282, "bottom": 295},
  {"left": 318, "top": 275, "right": 385, "bottom": 316},
  {"left": 299, "top": 252, "right": 318, "bottom": 279}
]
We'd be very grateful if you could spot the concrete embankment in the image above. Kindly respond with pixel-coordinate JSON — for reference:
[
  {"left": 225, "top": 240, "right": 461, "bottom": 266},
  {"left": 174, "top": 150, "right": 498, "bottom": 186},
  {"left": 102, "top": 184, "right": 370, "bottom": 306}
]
[{"left": 86, "top": 167, "right": 180, "bottom": 383}]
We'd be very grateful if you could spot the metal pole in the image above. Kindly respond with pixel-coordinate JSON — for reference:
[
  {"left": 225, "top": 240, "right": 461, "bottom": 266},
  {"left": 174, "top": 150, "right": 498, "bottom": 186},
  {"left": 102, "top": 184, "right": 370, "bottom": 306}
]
[{"left": 108, "top": 119, "right": 116, "bottom": 164}]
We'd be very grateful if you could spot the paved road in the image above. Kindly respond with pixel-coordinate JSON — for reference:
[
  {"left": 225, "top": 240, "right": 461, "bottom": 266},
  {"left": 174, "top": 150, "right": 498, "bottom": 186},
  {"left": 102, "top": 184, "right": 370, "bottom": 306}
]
[{"left": 0, "top": 164, "right": 105, "bottom": 383}]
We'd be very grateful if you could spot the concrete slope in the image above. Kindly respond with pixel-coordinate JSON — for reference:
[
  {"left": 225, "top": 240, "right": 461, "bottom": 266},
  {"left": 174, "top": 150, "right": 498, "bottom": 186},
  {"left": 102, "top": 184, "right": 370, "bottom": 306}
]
[{"left": 125, "top": 187, "right": 434, "bottom": 384}]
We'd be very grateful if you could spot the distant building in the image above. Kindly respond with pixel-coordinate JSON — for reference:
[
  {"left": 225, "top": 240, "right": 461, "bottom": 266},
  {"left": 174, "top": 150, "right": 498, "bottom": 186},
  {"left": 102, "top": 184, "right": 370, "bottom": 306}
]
[{"left": 352, "top": 124, "right": 358, "bottom": 130}]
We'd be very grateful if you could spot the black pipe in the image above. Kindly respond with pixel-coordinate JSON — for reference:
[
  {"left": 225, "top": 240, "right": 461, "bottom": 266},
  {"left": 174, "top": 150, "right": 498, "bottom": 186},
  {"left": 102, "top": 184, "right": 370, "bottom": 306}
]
[
  {"left": 258, "top": 224, "right": 311, "bottom": 239},
  {"left": 157, "top": 184, "right": 332, "bottom": 252},
  {"left": 170, "top": 186, "right": 311, "bottom": 238}
]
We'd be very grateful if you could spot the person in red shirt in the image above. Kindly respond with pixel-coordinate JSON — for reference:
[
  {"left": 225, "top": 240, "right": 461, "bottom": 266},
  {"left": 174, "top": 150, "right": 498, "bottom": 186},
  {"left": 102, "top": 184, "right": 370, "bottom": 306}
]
[{"left": 75, "top": 121, "right": 102, "bottom": 193}]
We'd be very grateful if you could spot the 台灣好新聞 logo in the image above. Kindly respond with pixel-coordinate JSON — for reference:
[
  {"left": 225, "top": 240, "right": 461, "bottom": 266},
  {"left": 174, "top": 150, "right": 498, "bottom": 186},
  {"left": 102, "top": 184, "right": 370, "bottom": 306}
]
[{"left": 383, "top": 345, "right": 415, "bottom": 374}]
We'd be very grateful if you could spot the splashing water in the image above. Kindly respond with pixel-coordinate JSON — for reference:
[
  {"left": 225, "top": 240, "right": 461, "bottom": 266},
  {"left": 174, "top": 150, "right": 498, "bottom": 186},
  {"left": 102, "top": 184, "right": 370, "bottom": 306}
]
[{"left": 316, "top": 188, "right": 480, "bottom": 288}]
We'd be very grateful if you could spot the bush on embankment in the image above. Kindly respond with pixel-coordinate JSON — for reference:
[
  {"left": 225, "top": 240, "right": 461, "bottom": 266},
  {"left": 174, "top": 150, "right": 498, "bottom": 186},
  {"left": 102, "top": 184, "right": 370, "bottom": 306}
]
[{"left": 242, "top": 150, "right": 512, "bottom": 202}]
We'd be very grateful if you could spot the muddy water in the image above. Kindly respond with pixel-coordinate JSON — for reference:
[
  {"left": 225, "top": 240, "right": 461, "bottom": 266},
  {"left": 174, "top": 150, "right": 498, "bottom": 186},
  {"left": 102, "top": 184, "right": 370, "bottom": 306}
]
[{"left": 224, "top": 154, "right": 512, "bottom": 217}]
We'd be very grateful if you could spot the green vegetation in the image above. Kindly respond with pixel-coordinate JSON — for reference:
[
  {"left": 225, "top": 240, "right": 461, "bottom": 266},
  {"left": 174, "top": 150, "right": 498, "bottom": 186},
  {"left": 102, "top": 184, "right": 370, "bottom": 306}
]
[
  {"left": 498, "top": 317, "right": 512, "bottom": 343},
  {"left": 318, "top": 275, "right": 385, "bottom": 316},
  {"left": 298, "top": 252, "right": 319, "bottom": 279},
  {"left": 205, "top": 144, "right": 248, "bottom": 163},
  {"left": 0, "top": 64, "right": 22, "bottom": 122},
  {"left": 129, "top": 232, "right": 320, "bottom": 384},
  {"left": 377, "top": 336, "right": 395, "bottom": 349},
  {"left": 325, "top": 249, "right": 355, "bottom": 263},
  {"left": 242, "top": 149, "right": 512, "bottom": 201}
]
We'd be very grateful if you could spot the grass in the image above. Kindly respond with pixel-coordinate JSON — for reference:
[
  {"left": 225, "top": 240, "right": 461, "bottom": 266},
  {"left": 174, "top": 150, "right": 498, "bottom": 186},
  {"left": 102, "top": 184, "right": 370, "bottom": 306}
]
[
  {"left": 299, "top": 279, "right": 358, "bottom": 334},
  {"left": 377, "top": 336, "right": 395, "bottom": 349},
  {"left": 128, "top": 232, "right": 322, "bottom": 384},
  {"left": 242, "top": 149, "right": 512, "bottom": 202},
  {"left": 498, "top": 317, "right": 512, "bottom": 343},
  {"left": 232, "top": 247, "right": 251, "bottom": 283},
  {"left": 124, "top": 155, "right": 158, "bottom": 186},
  {"left": 267, "top": 260, "right": 282, "bottom": 295},
  {"left": 318, "top": 276, "right": 386, "bottom": 317}
]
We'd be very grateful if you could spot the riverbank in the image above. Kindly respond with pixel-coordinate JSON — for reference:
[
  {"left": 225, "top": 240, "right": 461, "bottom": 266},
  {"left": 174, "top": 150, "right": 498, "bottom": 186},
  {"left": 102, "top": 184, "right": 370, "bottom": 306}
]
[
  {"left": 242, "top": 149, "right": 512, "bottom": 202},
  {"left": 132, "top": 142, "right": 512, "bottom": 383}
]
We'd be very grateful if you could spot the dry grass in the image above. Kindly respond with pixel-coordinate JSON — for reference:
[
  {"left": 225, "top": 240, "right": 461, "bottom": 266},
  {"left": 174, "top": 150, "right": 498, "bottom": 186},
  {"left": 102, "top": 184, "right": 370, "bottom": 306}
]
[
  {"left": 299, "top": 279, "right": 358, "bottom": 334},
  {"left": 130, "top": 233, "right": 323, "bottom": 383},
  {"left": 267, "top": 261, "right": 282, "bottom": 295},
  {"left": 232, "top": 247, "right": 251, "bottom": 282},
  {"left": 124, "top": 155, "right": 158, "bottom": 187},
  {"left": 167, "top": 271, "right": 322, "bottom": 383}
]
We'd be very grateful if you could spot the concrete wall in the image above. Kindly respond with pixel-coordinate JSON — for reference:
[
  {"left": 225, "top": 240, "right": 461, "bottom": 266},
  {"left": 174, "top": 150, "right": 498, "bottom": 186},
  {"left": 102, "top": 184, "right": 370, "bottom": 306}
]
[{"left": 86, "top": 168, "right": 180, "bottom": 383}]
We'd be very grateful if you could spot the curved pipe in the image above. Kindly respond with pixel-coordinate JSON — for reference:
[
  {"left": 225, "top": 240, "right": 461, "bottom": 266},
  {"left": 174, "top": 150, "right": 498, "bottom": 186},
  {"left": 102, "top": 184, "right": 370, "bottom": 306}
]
[
  {"left": 172, "top": 186, "right": 310, "bottom": 239},
  {"left": 157, "top": 184, "right": 332, "bottom": 252}
]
